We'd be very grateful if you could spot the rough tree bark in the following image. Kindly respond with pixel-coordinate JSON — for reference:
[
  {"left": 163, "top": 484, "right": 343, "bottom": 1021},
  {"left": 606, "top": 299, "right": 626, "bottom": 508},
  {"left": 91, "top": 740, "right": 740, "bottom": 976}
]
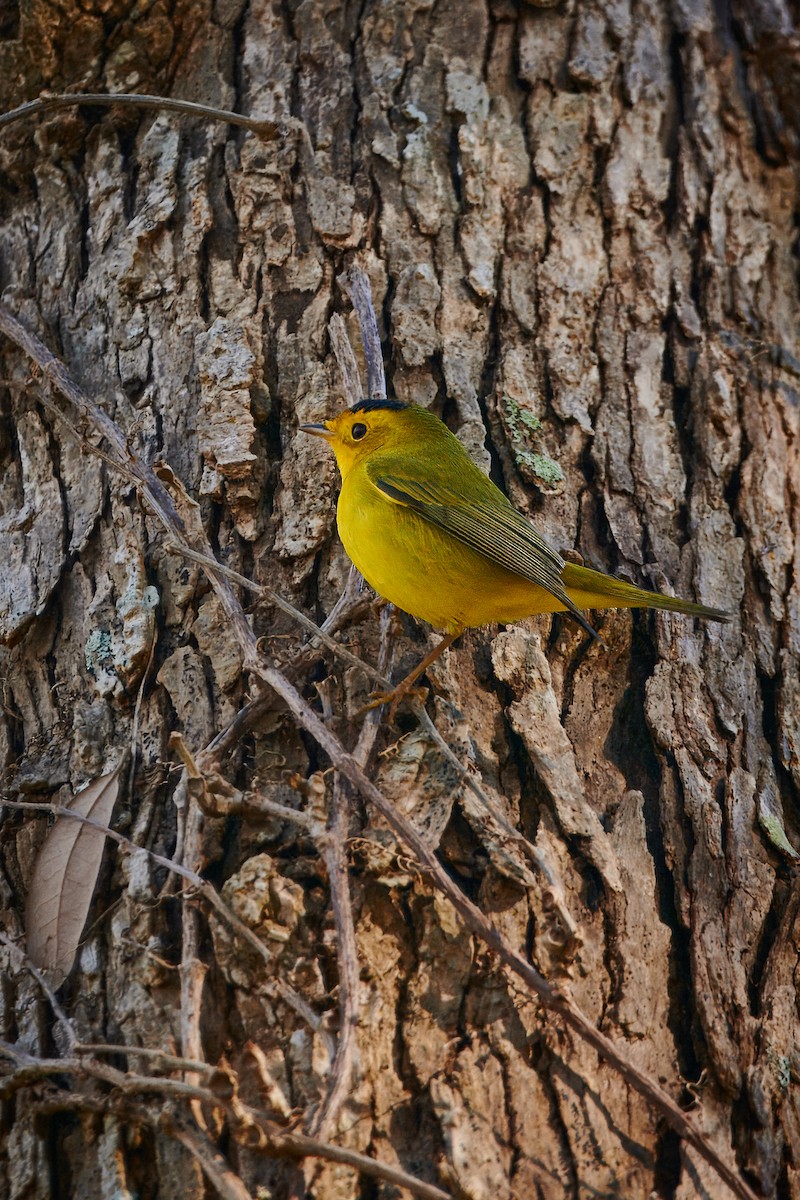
[{"left": 0, "top": 1, "right": 798, "bottom": 1198}]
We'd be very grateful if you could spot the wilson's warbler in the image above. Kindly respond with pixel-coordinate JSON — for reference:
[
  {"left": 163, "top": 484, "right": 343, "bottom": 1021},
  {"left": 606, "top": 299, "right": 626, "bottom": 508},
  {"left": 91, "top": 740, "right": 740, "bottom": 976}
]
[{"left": 302, "top": 400, "right": 729, "bottom": 708}]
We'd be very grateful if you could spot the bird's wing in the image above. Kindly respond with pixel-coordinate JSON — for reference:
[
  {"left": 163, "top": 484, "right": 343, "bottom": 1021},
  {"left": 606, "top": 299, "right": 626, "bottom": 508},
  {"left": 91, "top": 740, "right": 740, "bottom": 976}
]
[{"left": 370, "top": 467, "right": 599, "bottom": 639}]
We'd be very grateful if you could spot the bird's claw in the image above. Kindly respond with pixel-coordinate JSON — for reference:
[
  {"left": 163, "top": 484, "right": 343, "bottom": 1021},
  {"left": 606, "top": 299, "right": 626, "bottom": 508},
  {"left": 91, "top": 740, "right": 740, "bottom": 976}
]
[{"left": 358, "top": 682, "right": 429, "bottom": 723}]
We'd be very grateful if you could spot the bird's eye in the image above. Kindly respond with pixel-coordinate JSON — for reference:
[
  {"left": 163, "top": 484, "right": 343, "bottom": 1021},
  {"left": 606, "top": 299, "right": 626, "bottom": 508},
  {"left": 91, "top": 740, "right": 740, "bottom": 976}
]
[{"left": 351, "top": 422, "right": 367, "bottom": 440}]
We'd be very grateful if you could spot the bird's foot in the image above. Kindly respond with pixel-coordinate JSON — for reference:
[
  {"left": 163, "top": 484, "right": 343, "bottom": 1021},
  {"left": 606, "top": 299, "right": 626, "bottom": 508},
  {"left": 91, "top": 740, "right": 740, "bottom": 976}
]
[
  {"left": 357, "top": 632, "right": 458, "bottom": 723},
  {"left": 358, "top": 681, "right": 429, "bottom": 723}
]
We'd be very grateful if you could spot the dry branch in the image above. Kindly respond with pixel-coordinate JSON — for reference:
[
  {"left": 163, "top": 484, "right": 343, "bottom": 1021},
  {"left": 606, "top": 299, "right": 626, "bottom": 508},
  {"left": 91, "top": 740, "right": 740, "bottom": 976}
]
[
  {"left": 339, "top": 266, "right": 387, "bottom": 398},
  {"left": 0, "top": 1043, "right": 452, "bottom": 1200},
  {"left": 0, "top": 91, "right": 290, "bottom": 137}
]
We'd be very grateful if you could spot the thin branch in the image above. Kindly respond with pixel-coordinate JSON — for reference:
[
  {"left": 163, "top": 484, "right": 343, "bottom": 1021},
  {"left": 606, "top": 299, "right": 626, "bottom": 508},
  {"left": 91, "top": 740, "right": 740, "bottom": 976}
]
[
  {"left": 26, "top": 1076, "right": 454, "bottom": 1200},
  {"left": 338, "top": 265, "right": 386, "bottom": 398},
  {"left": 198, "top": 570, "right": 375, "bottom": 770},
  {"left": 240, "top": 792, "right": 320, "bottom": 830},
  {"left": 411, "top": 703, "right": 580, "bottom": 954},
  {"left": 315, "top": 565, "right": 372, "bottom": 639},
  {"left": 328, "top": 312, "right": 364, "bottom": 404},
  {"left": 0, "top": 933, "right": 77, "bottom": 1050},
  {"left": 180, "top": 785, "right": 211, "bottom": 1122},
  {"left": 171, "top": 730, "right": 320, "bottom": 830},
  {"left": 164, "top": 541, "right": 386, "bottom": 687},
  {"left": 170, "top": 1120, "right": 255, "bottom": 1200},
  {"left": 265, "top": 1125, "right": 451, "bottom": 1200},
  {"left": 0, "top": 798, "right": 274, "bottom": 972},
  {"left": 273, "top": 981, "right": 337, "bottom": 1064},
  {"left": 2, "top": 1040, "right": 449, "bottom": 1199},
  {"left": 311, "top": 773, "right": 362, "bottom": 1140},
  {"left": 0, "top": 306, "right": 184, "bottom": 534},
  {"left": 74, "top": 1044, "right": 217, "bottom": 1074},
  {"left": 0, "top": 1042, "right": 212, "bottom": 1102},
  {"left": 0, "top": 91, "right": 290, "bottom": 137},
  {"left": 312, "top": 605, "right": 395, "bottom": 1138},
  {"left": 128, "top": 618, "right": 158, "bottom": 819}
]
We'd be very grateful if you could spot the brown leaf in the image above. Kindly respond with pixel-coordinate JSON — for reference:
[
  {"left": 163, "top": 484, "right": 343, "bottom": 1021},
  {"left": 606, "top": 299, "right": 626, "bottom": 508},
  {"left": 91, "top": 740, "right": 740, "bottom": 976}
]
[{"left": 26, "top": 766, "right": 121, "bottom": 986}]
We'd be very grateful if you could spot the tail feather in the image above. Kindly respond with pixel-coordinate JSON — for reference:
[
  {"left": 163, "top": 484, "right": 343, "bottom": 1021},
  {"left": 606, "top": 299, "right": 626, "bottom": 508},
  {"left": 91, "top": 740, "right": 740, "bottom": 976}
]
[{"left": 561, "top": 562, "right": 731, "bottom": 624}]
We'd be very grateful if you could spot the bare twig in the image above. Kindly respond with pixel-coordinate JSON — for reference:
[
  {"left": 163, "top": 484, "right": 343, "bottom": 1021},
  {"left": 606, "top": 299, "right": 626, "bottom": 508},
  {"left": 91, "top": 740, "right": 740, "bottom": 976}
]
[
  {"left": 338, "top": 266, "right": 386, "bottom": 398},
  {"left": 1, "top": 1039, "right": 452, "bottom": 1198},
  {"left": 273, "top": 981, "right": 336, "bottom": 1064},
  {"left": 180, "top": 792, "right": 211, "bottom": 1122},
  {"left": 309, "top": 773, "right": 362, "bottom": 1142},
  {"left": 0, "top": 933, "right": 77, "bottom": 1050},
  {"left": 411, "top": 703, "right": 580, "bottom": 952},
  {"left": 197, "top": 569, "right": 375, "bottom": 771},
  {"left": 164, "top": 541, "right": 386, "bottom": 687},
  {"left": 74, "top": 1044, "right": 217, "bottom": 1074},
  {"left": 0, "top": 91, "right": 290, "bottom": 137},
  {"left": 315, "top": 565, "right": 372, "bottom": 638},
  {"left": 311, "top": 604, "right": 395, "bottom": 1139},
  {"left": 0, "top": 798, "right": 274, "bottom": 972},
  {"left": 0, "top": 1042, "right": 212, "bottom": 1102},
  {"left": 166, "top": 734, "right": 213, "bottom": 1112},
  {"left": 24, "top": 1075, "right": 453, "bottom": 1200},
  {"left": 242, "top": 791, "right": 319, "bottom": 830},
  {"left": 128, "top": 620, "right": 159, "bottom": 842},
  {"left": 328, "top": 313, "right": 364, "bottom": 404},
  {"left": 0, "top": 307, "right": 184, "bottom": 534},
  {"left": 171, "top": 1120, "right": 255, "bottom": 1200},
  {"left": 267, "top": 1125, "right": 451, "bottom": 1199},
  {"left": 171, "top": 731, "right": 319, "bottom": 826}
]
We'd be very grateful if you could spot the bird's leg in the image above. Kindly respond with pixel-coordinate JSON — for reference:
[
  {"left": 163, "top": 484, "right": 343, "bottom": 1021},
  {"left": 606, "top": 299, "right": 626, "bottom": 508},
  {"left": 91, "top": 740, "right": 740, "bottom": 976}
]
[{"left": 362, "top": 632, "right": 458, "bottom": 722}]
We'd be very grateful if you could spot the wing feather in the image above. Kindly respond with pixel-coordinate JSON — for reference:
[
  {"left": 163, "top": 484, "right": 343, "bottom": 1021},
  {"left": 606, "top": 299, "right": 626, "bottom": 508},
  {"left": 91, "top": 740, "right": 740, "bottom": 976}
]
[{"left": 371, "top": 467, "right": 599, "bottom": 639}]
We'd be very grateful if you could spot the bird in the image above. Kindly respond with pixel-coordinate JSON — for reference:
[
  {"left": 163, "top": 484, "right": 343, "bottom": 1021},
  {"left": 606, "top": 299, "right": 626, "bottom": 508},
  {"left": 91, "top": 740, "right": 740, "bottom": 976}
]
[{"left": 301, "top": 399, "right": 730, "bottom": 713}]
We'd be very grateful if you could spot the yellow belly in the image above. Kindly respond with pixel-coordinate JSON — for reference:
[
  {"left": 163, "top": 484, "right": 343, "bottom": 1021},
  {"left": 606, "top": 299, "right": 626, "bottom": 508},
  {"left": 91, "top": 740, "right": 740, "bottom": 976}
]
[{"left": 336, "top": 474, "right": 561, "bottom": 634}]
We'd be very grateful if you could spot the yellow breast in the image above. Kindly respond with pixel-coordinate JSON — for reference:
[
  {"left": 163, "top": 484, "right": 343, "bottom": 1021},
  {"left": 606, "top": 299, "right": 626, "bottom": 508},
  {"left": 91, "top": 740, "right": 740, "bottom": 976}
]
[{"left": 337, "top": 467, "right": 558, "bottom": 634}]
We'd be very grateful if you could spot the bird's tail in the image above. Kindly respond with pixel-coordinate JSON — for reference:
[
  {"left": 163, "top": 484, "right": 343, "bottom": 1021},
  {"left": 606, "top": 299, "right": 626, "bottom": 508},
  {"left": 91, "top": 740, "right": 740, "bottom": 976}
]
[{"left": 561, "top": 562, "right": 731, "bottom": 624}]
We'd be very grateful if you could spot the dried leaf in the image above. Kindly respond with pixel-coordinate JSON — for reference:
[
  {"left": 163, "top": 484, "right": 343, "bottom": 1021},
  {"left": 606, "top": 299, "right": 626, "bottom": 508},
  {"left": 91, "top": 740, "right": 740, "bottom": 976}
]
[{"left": 26, "top": 766, "right": 121, "bottom": 986}]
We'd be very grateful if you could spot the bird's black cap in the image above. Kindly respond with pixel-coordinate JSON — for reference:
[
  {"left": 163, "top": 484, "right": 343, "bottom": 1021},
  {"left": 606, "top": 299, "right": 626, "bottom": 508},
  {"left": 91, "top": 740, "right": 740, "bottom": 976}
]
[{"left": 349, "top": 398, "right": 409, "bottom": 414}]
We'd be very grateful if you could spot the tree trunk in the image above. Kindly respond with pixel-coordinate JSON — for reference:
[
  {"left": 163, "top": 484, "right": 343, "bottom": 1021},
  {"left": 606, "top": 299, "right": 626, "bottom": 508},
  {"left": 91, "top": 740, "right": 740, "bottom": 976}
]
[{"left": 0, "top": 1, "right": 798, "bottom": 1198}]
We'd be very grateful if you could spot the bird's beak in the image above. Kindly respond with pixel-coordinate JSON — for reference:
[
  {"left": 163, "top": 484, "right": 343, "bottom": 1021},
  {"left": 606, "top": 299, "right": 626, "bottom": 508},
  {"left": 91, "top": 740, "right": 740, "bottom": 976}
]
[{"left": 300, "top": 422, "right": 336, "bottom": 440}]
